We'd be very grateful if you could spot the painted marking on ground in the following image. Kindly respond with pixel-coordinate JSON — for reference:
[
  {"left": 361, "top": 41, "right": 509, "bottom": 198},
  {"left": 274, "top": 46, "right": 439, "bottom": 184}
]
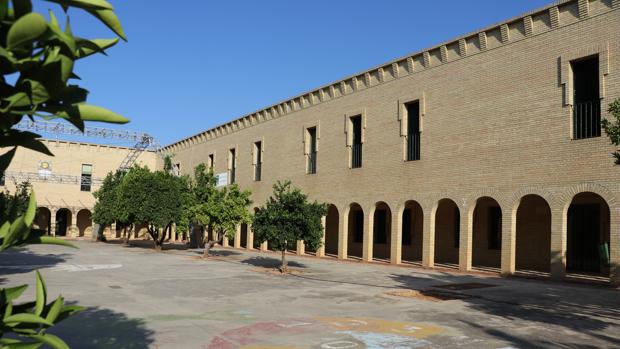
[{"left": 207, "top": 317, "right": 445, "bottom": 348}]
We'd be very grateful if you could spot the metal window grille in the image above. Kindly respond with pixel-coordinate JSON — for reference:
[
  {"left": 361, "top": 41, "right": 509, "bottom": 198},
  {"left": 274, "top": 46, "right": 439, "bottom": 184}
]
[
  {"left": 573, "top": 100, "right": 601, "bottom": 140},
  {"left": 351, "top": 143, "right": 362, "bottom": 168}
]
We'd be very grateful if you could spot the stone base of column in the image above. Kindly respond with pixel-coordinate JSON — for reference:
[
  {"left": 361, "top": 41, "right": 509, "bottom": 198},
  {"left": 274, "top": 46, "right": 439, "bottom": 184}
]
[
  {"left": 296, "top": 240, "right": 305, "bottom": 255},
  {"left": 260, "top": 241, "right": 268, "bottom": 252}
]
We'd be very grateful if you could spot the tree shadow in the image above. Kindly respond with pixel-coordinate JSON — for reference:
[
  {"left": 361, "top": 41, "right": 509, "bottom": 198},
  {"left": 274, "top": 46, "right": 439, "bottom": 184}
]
[
  {"left": 207, "top": 249, "right": 242, "bottom": 257},
  {"left": 240, "top": 256, "right": 307, "bottom": 269},
  {"left": 389, "top": 272, "right": 620, "bottom": 348},
  {"left": 0, "top": 249, "right": 69, "bottom": 276},
  {"left": 50, "top": 306, "right": 155, "bottom": 349},
  {"left": 105, "top": 239, "right": 189, "bottom": 251}
]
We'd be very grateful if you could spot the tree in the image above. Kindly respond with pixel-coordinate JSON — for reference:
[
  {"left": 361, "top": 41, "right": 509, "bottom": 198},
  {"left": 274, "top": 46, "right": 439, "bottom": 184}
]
[
  {"left": 602, "top": 98, "right": 620, "bottom": 165},
  {"left": 92, "top": 170, "right": 124, "bottom": 242},
  {"left": 1, "top": 0, "right": 128, "bottom": 173},
  {"left": 0, "top": 180, "right": 31, "bottom": 222},
  {"left": 252, "top": 181, "right": 327, "bottom": 272},
  {"left": 116, "top": 166, "right": 185, "bottom": 251},
  {"left": 1, "top": 1, "right": 127, "bottom": 347},
  {"left": 188, "top": 164, "right": 252, "bottom": 257}
]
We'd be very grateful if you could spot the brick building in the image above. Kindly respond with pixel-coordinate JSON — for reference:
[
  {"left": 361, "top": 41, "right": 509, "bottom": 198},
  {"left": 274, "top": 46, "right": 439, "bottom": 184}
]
[
  {"left": 164, "top": 0, "right": 620, "bottom": 285},
  {"left": 1, "top": 140, "right": 158, "bottom": 237}
]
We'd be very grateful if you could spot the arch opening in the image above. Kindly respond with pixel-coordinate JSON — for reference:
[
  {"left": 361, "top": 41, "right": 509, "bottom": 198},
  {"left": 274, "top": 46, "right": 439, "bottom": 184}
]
[
  {"left": 401, "top": 200, "right": 423, "bottom": 263},
  {"left": 34, "top": 207, "right": 51, "bottom": 235},
  {"left": 55, "top": 208, "right": 71, "bottom": 236},
  {"left": 434, "top": 199, "right": 460, "bottom": 266},
  {"left": 567, "top": 192, "right": 610, "bottom": 277},
  {"left": 76, "top": 209, "right": 92, "bottom": 237},
  {"left": 472, "top": 196, "right": 502, "bottom": 269},
  {"left": 324, "top": 204, "right": 339, "bottom": 257},
  {"left": 347, "top": 203, "right": 364, "bottom": 259},
  {"left": 372, "top": 202, "right": 391, "bottom": 262},
  {"left": 516, "top": 195, "right": 551, "bottom": 273}
]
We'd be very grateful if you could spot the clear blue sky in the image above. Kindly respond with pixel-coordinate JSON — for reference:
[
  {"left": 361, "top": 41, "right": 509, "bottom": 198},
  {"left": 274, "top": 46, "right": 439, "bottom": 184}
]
[{"left": 34, "top": 0, "right": 552, "bottom": 146}]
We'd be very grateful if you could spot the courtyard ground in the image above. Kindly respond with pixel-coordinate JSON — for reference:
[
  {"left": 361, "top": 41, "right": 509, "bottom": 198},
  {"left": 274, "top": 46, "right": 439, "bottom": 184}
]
[{"left": 1, "top": 240, "right": 619, "bottom": 349}]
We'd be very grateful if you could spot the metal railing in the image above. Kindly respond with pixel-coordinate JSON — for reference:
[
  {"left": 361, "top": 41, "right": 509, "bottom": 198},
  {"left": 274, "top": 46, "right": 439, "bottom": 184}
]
[
  {"left": 1, "top": 171, "right": 103, "bottom": 186},
  {"left": 351, "top": 143, "right": 362, "bottom": 168},
  {"left": 573, "top": 100, "right": 601, "bottom": 140},
  {"left": 307, "top": 151, "right": 317, "bottom": 174},
  {"left": 407, "top": 132, "right": 421, "bottom": 161}
]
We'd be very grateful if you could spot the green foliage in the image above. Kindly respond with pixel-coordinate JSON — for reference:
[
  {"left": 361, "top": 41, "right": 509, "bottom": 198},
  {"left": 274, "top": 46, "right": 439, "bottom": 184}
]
[
  {"left": 0, "top": 271, "right": 83, "bottom": 349},
  {"left": 116, "top": 166, "right": 186, "bottom": 249},
  {"left": 0, "top": 191, "right": 75, "bottom": 252},
  {"left": 188, "top": 164, "right": 252, "bottom": 246},
  {"left": 91, "top": 170, "right": 123, "bottom": 227},
  {"left": 0, "top": 181, "right": 31, "bottom": 222},
  {"left": 1, "top": 1, "right": 127, "bottom": 346},
  {"left": 602, "top": 98, "right": 620, "bottom": 165},
  {"left": 252, "top": 180, "right": 327, "bottom": 268},
  {"left": 0, "top": 0, "right": 128, "bottom": 174}
]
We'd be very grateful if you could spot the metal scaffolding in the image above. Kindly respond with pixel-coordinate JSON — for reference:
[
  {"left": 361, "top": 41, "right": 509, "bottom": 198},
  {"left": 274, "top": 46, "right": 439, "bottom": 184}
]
[{"left": 3, "top": 120, "right": 166, "bottom": 185}]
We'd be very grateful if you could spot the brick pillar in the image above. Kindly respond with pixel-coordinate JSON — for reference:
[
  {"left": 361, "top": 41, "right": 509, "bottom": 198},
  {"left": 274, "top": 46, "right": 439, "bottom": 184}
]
[
  {"left": 247, "top": 226, "right": 254, "bottom": 250},
  {"left": 422, "top": 207, "right": 434, "bottom": 267},
  {"left": 550, "top": 206, "right": 567, "bottom": 280},
  {"left": 223, "top": 236, "right": 229, "bottom": 247},
  {"left": 317, "top": 215, "right": 326, "bottom": 257},
  {"left": 338, "top": 209, "right": 348, "bottom": 260},
  {"left": 610, "top": 206, "right": 620, "bottom": 286},
  {"left": 390, "top": 207, "right": 402, "bottom": 265},
  {"left": 171, "top": 224, "right": 177, "bottom": 242},
  {"left": 260, "top": 241, "right": 268, "bottom": 252},
  {"left": 70, "top": 211, "right": 78, "bottom": 238},
  {"left": 50, "top": 220, "right": 57, "bottom": 236},
  {"left": 296, "top": 240, "right": 305, "bottom": 255},
  {"left": 501, "top": 208, "right": 516, "bottom": 276},
  {"left": 362, "top": 207, "right": 374, "bottom": 262},
  {"left": 234, "top": 225, "right": 241, "bottom": 248},
  {"left": 459, "top": 206, "right": 473, "bottom": 272}
]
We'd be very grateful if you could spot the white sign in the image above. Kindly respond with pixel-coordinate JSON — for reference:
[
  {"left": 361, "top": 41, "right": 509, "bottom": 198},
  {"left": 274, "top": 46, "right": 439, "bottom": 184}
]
[{"left": 216, "top": 172, "right": 228, "bottom": 187}]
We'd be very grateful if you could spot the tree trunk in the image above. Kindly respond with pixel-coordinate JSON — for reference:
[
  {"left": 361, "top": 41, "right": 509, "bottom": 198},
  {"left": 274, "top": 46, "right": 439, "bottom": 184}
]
[
  {"left": 122, "top": 224, "right": 132, "bottom": 246},
  {"left": 281, "top": 248, "right": 288, "bottom": 273},
  {"left": 203, "top": 240, "right": 216, "bottom": 258},
  {"left": 202, "top": 229, "right": 222, "bottom": 258},
  {"left": 148, "top": 225, "right": 163, "bottom": 251}
]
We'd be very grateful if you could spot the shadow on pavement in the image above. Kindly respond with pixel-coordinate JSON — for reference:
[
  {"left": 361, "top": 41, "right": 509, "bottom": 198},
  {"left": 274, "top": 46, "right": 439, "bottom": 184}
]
[
  {"left": 0, "top": 249, "right": 69, "bottom": 277},
  {"left": 50, "top": 306, "right": 155, "bottom": 349},
  {"left": 240, "top": 256, "right": 306, "bottom": 269},
  {"left": 105, "top": 239, "right": 189, "bottom": 251},
  {"left": 389, "top": 272, "right": 620, "bottom": 348}
]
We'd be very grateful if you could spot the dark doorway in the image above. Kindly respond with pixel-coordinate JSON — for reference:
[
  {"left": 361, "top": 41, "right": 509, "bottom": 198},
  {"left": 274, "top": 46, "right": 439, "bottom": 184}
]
[
  {"left": 55, "top": 209, "right": 71, "bottom": 236},
  {"left": 240, "top": 223, "right": 248, "bottom": 248},
  {"left": 568, "top": 204, "right": 601, "bottom": 273}
]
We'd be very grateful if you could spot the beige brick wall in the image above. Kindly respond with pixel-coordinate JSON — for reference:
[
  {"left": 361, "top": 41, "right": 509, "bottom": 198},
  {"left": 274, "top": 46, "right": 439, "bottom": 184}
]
[
  {"left": 1, "top": 139, "right": 158, "bottom": 236},
  {"left": 166, "top": 1, "right": 620, "bottom": 283}
]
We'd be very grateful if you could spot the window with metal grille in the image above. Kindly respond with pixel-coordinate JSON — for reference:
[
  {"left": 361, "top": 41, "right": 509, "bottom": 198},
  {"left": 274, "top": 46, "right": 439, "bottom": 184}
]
[
  {"left": 228, "top": 148, "right": 236, "bottom": 184},
  {"left": 307, "top": 127, "right": 317, "bottom": 174},
  {"left": 406, "top": 101, "right": 421, "bottom": 161},
  {"left": 572, "top": 55, "right": 601, "bottom": 140},
  {"left": 254, "top": 141, "right": 262, "bottom": 181},
  {"left": 80, "top": 164, "right": 92, "bottom": 192},
  {"left": 350, "top": 115, "right": 362, "bottom": 168},
  {"left": 488, "top": 206, "right": 502, "bottom": 250}
]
